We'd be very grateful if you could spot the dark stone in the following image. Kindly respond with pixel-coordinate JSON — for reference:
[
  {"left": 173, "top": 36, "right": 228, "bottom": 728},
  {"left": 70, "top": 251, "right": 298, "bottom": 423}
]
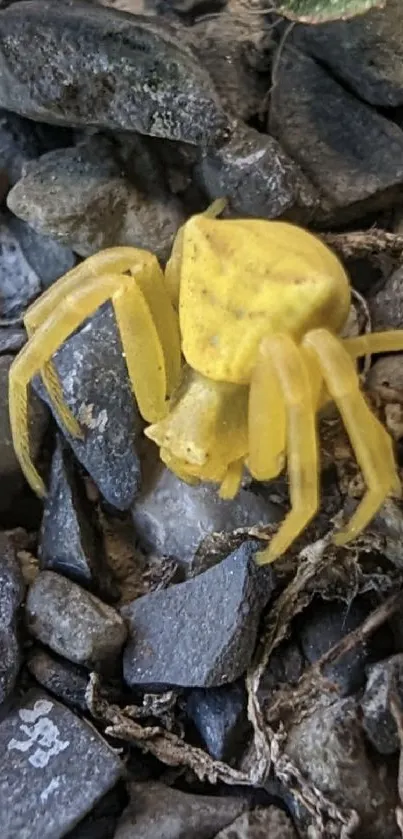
[
  {"left": 39, "top": 436, "right": 117, "bottom": 601},
  {"left": 0, "top": 325, "right": 26, "bottom": 354},
  {"left": 360, "top": 654, "right": 403, "bottom": 755},
  {"left": 33, "top": 304, "right": 143, "bottom": 511},
  {"left": 122, "top": 541, "right": 275, "bottom": 688},
  {"left": 293, "top": 0, "right": 403, "bottom": 108},
  {"left": 0, "top": 689, "right": 122, "bottom": 839},
  {"left": 27, "top": 647, "right": 90, "bottom": 714},
  {"left": 184, "top": 679, "right": 251, "bottom": 762},
  {"left": 0, "top": 532, "right": 23, "bottom": 706},
  {"left": 269, "top": 46, "right": 403, "bottom": 223},
  {"left": 114, "top": 781, "right": 246, "bottom": 839},
  {"left": 65, "top": 784, "right": 128, "bottom": 839},
  {"left": 8, "top": 136, "right": 184, "bottom": 261},
  {"left": 0, "top": 1, "right": 229, "bottom": 146},
  {"left": 368, "top": 266, "right": 403, "bottom": 332},
  {"left": 8, "top": 215, "right": 76, "bottom": 290},
  {"left": 259, "top": 640, "right": 304, "bottom": 705},
  {"left": 0, "top": 209, "right": 41, "bottom": 317},
  {"left": 215, "top": 807, "right": 297, "bottom": 839},
  {"left": 194, "top": 120, "right": 317, "bottom": 221},
  {"left": 0, "top": 108, "right": 73, "bottom": 186},
  {"left": 26, "top": 570, "right": 127, "bottom": 672}
]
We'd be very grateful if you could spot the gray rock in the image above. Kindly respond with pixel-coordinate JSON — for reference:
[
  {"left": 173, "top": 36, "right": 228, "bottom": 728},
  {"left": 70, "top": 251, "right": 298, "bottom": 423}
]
[
  {"left": 114, "top": 781, "right": 246, "bottom": 839},
  {"left": 361, "top": 655, "right": 403, "bottom": 755},
  {"left": 0, "top": 325, "right": 25, "bottom": 353},
  {"left": 8, "top": 136, "right": 184, "bottom": 261},
  {"left": 286, "top": 697, "right": 399, "bottom": 839},
  {"left": 132, "top": 463, "right": 282, "bottom": 570},
  {"left": 27, "top": 647, "right": 90, "bottom": 715},
  {"left": 0, "top": 688, "right": 122, "bottom": 839},
  {"left": 0, "top": 1, "right": 229, "bottom": 146},
  {"left": 214, "top": 807, "right": 297, "bottom": 839},
  {"left": 293, "top": 0, "right": 403, "bottom": 108},
  {"left": 39, "top": 436, "right": 117, "bottom": 601},
  {"left": 195, "top": 121, "right": 317, "bottom": 222},
  {"left": 33, "top": 304, "right": 143, "bottom": 511},
  {"left": 368, "top": 266, "right": 403, "bottom": 332},
  {"left": 269, "top": 46, "right": 403, "bottom": 223},
  {"left": 0, "top": 108, "right": 73, "bottom": 186},
  {"left": 123, "top": 541, "right": 275, "bottom": 688},
  {"left": 0, "top": 532, "right": 24, "bottom": 706},
  {"left": 184, "top": 679, "right": 251, "bottom": 762},
  {"left": 65, "top": 785, "right": 128, "bottom": 839},
  {"left": 8, "top": 215, "right": 76, "bottom": 290},
  {"left": 0, "top": 210, "right": 41, "bottom": 317},
  {"left": 26, "top": 570, "right": 127, "bottom": 672},
  {"left": 259, "top": 640, "right": 304, "bottom": 704}
]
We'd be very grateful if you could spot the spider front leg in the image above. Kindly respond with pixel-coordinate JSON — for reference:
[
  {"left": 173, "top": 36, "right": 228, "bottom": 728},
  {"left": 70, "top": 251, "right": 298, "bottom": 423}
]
[
  {"left": 10, "top": 257, "right": 181, "bottom": 497},
  {"left": 303, "top": 328, "right": 401, "bottom": 546},
  {"left": 249, "top": 334, "right": 320, "bottom": 564}
]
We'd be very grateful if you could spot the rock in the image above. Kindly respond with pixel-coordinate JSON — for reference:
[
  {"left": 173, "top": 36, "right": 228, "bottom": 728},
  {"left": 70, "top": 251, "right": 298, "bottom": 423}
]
[
  {"left": 8, "top": 136, "right": 184, "bottom": 261},
  {"left": 132, "top": 463, "right": 282, "bottom": 571},
  {"left": 0, "top": 108, "right": 73, "bottom": 186},
  {"left": 297, "top": 597, "right": 373, "bottom": 696},
  {"left": 293, "top": 0, "right": 403, "bottom": 108},
  {"left": 123, "top": 541, "right": 275, "bottom": 688},
  {"left": 259, "top": 640, "right": 304, "bottom": 706},
  {"left": 27, "top": 647, "right": 90, "bottom": 715},
  {"left": 360, "top": 655, "right": 403, "bottom": 755},
  {"left": 26, "top": 570, "right": 127, "bottom": 673},
  {"left": 194, "top": 121, "right": 317, "bottom": 221},
  {"left": 0, "top": 325, "right": 25, "bottom": 353},
  {"left": 0, "top": 1, "right": 229, "bottom": 146},
  {"left": 368, "top": 266, "right": 403, "bottom": 332},
  {"left": 0, "top": 532, "right": 24, "bottom": 706},
  {"left": 8, "top": 215, "right": 76, "bottom": 290},
  {"left": 39, "top": 436, "right": 117, "bottom": 601},
  {"left": 0, "top": 689, "right": 122, "bottom": 839},
  {"left": 114, "top": 781, "right": 246, "bottom": 839},
  {"left": 214, "top": 807, "right": 298, "bottom": 839},
  {"left": 0, "top": 210, "right": 41, "bottom": 316},
  {"left": 33, "top": 304, "right": 143, "bottom": 511},
  {"left": 66, "top": 785, "right": 128, "bottom": 839},
  {"left": 269, "top": 47, "right": 403, "bottom": 224},
  {"left": 184, "top": 679, "right": 251, "bottom": 762},
  {"left": 286, "top": 697, "right": 398, "bottom": 839}
]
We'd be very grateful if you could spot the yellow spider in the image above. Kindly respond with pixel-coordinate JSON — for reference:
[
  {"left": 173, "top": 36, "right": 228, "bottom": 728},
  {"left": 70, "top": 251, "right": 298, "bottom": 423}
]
[{"left": 8, "top": 202, "right": 403, "bottom": 563}]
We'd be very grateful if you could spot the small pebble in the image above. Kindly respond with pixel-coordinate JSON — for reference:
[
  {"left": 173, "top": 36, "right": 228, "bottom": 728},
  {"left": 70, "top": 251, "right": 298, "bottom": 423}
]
[
  {"left": 8, "top": 215, "right": 76, "bottom": 290},
  {"left": 123, "top": 541, "right": 275, "bottom": 688},
  {"left": 214, "top": 807, "right": 298, "bottom": 839},
  {"left": 0, "top": 532, "right": 24, "bottom": 706},
  {"left": 184, "top": 679, "right": 251, "bottom": 762},
  {"left": 27, "top": 647, "right": 90, "bottom": 715},
  {"left": 0, "top": 210, "right": 41, "bottom": 317},
  {"left": 361, "top": 654, "right": 403, "bottom": 755},
  {"left": 26, "top": 570, "right": 127, "bottom": 673}
]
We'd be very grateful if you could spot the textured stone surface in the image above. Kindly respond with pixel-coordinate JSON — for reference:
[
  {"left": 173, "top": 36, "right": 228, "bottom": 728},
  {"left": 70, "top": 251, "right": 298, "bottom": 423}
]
[
  {"left": 27, "top": 648, "right": 90, "bottom": 715},
  {"left": 132, "top": 463, "right": 282, "bottom": 569},
  {"left": 8, "top": 215, "right": 76, "bottom": 290},
  {"left": 368, "top": 266, "right": 403, "bottom": 332},
  {"left": 0, "top": 210, "right": 41, "bottom": 316},
  {"left": 0, "top": 1, "right": 229, "bottom": 146},
  {"left": 0, "top": 532, "right": 23, "bottom": 706},
  {"left": 26, "top": 571, "right": 127, "bottom": 672},
  {"left": 0, "top": 689, "right": 122, "bottom": 839},
  {"left": 214, "top": 807, "right": 297, "bottom": 839},
  {"left": 184, "top": 679, "right": 251, "bottom": 762},
  {"left": 270, "top": 46, "right": 403, "bottom": 222},
  {"left": 114, "top": 781, "right": 246, "bottom": 839},
  {"left": 8, "top": 136, "right": 184, "bottom": 261},
  {"left": 123, "top": 541, "right": 275, "bottom": 688},
  {"left": 33, "top": 304, "right": 143, "bottom": 510},
  {"left": 39, "top": 436, "right": 117, "bottom": 600},
  {"left": 0, "top": 108, "right": 72, "bottom": 186},
  {"left": 360, "top": 655, "right": 403, "bottom": 755}
]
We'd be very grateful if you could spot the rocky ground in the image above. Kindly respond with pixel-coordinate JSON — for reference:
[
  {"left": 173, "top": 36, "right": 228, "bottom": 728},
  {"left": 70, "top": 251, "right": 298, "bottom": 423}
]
[{"left": 2, "top": 0, "right": 403, "bottom": 837}]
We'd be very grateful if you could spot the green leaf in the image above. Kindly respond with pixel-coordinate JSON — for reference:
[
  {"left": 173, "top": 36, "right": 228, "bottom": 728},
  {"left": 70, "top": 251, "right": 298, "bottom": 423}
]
[{"left": 272, "top": 0, "right": 386, "bottom": 23}]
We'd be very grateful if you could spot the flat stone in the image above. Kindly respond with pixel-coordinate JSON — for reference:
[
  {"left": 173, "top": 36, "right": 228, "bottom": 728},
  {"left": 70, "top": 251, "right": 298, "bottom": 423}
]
[
  {"left": 214, "top": 807, "right": 298, "bottom": 839},
  {"left": 132, "top": 463, "right": 282, "bottom": 570},
  {"left": 293, "top": 0, "right": 403, "bottom": 108},
  {"left": 123, "top": 541, "right": 275, "bottom": 688},
  {"left": 33, "top": 304, "right": 143, "bottom": 511},
  {"left": 27, "top": 647, "right": 89, "bottom": 715},
  {"left": 114, "top": 781, "right": 246, "bottom": 839},
  {"left": 26, "top": 570, "right": 127, "bottom": 672},
  {"left": 0, "top": 210, "right": 41, "bottom": 317},
  {"left": 184, "top": 679, "right": 251, "bottom": 762},
  {"left": 39, "top": 436, "right": 117, "bottom": 601},
  {"left": 8, "top": 136, "right": 184, "bottom": 261},
  {"left": 360, "top": 655, "right": 403, "bottom": 755},
  {"left": 0, "top": 689, "right": 122, "bottom": 839},
  {"left": 269, "top": 46, "right": 403, "bottom": 223},
  {"left": 0, "top": 1, "right": 229, "bottom": 146},
  {"left": 0, "top": 532, "right": 24, "bottom": 706},
  {"left": 195, "top": 121, "right": 317, "bottom": 221}
]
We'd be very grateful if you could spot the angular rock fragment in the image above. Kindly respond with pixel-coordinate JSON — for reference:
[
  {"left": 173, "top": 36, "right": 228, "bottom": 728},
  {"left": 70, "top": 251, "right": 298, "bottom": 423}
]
[
  {"left": 114, "top": 781, "right": 246, "bottom": 839},
  {"left": 27, "top": 647, "right": 90, "bottom": 715},
  {"left": 0, "top": 210, "right": 41, "bottom": 316},
  {"left": 214, "top": 807, "right": 298, "bottom": 839},
  {"left": 8, "top": 136, "right": 184, "bottom": 261},
  {"left": 8, "top": 216, "right": 76, "bottom": 290},
  {"left": 0, "top": 1, "right": 229, "bottom": 146},
  {"left": 123, "top": 541, "right": 275, "bottom": 688},
  {"left": 361, "top": 655, "right": 403, "bottom": 755},
  {"left": 26, "top": 570, "right": 127, "bottom": 672},
  {"left": 270, "top": 47, "right": 403, "bottom": 223},
  {"left": 0, "top": 689, "right": 122, "bottom": 839},
  {"left": 0, "top": 532, "right": 24, "bottom": 706},
  {"left": 368, "top": 265, "right": 403, "bottom": 332},
  {"left": 184, "top": 679, "right": 251, "bottom": 762}
]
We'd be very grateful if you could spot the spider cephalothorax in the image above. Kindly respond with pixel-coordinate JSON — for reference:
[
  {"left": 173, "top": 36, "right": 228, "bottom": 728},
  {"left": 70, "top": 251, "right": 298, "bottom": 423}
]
[{"left": 9, "top": 203, "right": 403, "bottom": 562}]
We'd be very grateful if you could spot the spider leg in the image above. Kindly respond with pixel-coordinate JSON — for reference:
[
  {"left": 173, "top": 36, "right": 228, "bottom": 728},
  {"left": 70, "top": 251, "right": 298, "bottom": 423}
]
[
  {"left": 344, "top": 331, "right": 403, "bottom": 359},
  {"left": 303, "top": 328, "right": 401, "bottom": 546},
  {"left": 219, "top": 458, "right": 244, "bottom": 499},
  {"left": 10, "top": 266, "right": 176, "bottom": 496},
  {"left": 252, "top": 334, "right": 319, "bottom": 565}
]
